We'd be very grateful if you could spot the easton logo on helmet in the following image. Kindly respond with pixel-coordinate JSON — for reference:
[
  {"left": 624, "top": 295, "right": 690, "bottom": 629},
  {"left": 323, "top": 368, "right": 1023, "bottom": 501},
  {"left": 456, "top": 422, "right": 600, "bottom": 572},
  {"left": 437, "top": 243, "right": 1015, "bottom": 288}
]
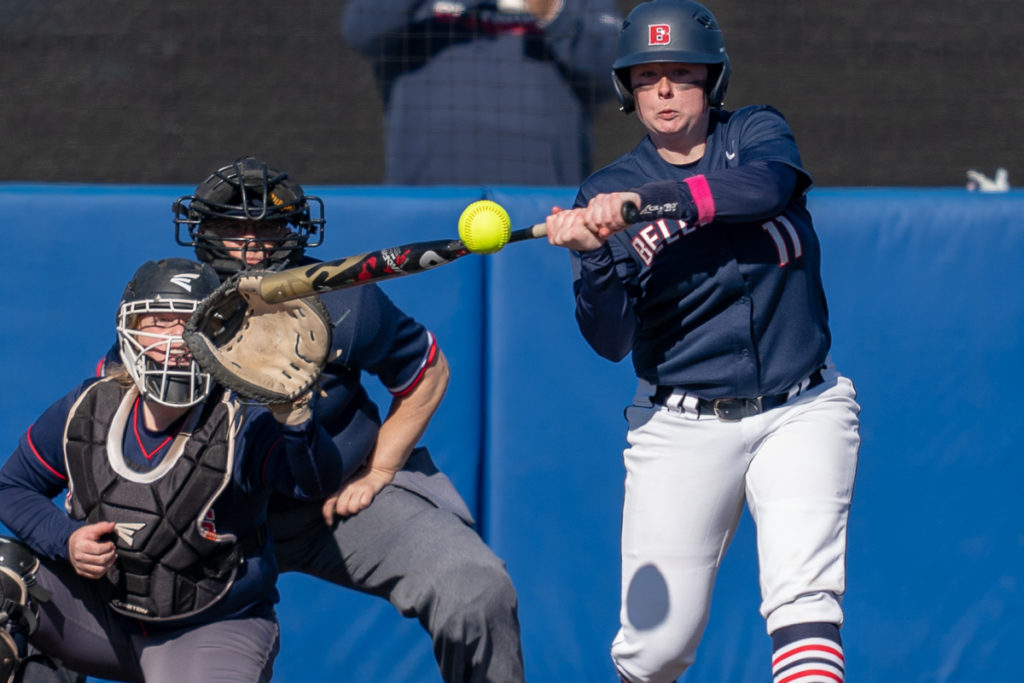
[
  {"left": 169, "top": 273, "right": 202, "bottom": 292},
  {"left": 648, "top": 24, "right": 671, "bottom": 45}
]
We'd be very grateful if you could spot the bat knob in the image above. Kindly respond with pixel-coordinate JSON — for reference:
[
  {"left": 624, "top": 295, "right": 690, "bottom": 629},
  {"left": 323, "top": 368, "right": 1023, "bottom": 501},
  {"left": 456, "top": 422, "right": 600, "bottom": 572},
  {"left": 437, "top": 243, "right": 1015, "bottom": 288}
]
[{"left": 621, "top": 201, "right": 640, "bottom": 224}]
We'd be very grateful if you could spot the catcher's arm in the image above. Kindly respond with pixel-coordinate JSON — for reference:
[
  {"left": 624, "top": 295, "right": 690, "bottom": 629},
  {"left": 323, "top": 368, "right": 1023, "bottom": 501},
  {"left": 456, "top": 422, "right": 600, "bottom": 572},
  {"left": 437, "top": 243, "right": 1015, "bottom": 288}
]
[
  {"left": 322, "top": 349, "right": 450, "bottom": 522},
  {"left": 268, "top": 392, "right": 314, "bottom": 426}
]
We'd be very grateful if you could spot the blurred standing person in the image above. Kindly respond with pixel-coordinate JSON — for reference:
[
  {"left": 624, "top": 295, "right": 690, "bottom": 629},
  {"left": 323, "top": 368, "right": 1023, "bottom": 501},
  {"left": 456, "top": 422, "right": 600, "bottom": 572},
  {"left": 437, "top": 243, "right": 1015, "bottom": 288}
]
[
  {"left": 543, "top": 1, "right": 860, "bottom": 681},
  {"left": 342, "top": 0, "right": 622, "bottom": 185}
]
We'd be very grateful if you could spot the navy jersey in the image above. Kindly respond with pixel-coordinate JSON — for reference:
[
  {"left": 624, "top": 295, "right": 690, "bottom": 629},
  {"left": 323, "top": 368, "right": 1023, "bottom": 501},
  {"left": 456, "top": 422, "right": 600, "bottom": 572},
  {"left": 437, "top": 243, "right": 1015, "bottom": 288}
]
[
  {"left": 571, "top": 105, "right": 831, "bottom": 398},
  {"left": 0, "top": 378, "right": 342, "bottom": 628}
]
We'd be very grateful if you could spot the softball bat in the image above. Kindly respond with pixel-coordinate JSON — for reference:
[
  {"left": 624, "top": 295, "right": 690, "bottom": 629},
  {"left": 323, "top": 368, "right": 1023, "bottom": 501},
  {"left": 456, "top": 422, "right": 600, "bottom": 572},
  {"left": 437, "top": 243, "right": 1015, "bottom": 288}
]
[{"left": 256, "top": 201, "right": 640, "bottom": 303}]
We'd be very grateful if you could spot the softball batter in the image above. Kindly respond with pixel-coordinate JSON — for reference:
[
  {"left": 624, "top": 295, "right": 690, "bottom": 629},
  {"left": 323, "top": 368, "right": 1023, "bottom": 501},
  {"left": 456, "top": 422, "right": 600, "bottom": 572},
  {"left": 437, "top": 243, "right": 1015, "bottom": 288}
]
[{"left": 543, "top": 1, "right": 860, "bottom": 681}]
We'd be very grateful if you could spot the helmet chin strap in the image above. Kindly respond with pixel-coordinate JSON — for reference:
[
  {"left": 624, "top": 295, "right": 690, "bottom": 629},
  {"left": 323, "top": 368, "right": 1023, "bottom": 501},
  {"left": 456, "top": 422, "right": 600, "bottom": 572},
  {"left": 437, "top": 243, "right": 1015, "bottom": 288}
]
[
  {"left": 137, "top": 354, "right": 209, "bottom": 408},
  {"left": 155, "top": 375, "right": 197, "bottom": 406}
]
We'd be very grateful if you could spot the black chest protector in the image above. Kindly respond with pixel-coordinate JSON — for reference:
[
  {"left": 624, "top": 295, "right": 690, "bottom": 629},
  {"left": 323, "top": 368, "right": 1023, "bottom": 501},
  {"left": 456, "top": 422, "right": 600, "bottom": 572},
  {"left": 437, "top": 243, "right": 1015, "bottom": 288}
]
[{"left": 63, "top": 378, "right": 242, "bottom": 622}]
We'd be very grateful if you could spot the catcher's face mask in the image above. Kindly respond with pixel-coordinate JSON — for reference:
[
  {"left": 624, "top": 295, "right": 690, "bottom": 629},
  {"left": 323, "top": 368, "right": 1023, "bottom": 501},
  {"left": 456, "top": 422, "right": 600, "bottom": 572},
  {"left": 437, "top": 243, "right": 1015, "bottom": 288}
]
[
  {"left": 116, "top": 258, "right": 219, "bottom": 408},
  {"left": 118, "top": 303, "right": 212, "bottom": 408}
]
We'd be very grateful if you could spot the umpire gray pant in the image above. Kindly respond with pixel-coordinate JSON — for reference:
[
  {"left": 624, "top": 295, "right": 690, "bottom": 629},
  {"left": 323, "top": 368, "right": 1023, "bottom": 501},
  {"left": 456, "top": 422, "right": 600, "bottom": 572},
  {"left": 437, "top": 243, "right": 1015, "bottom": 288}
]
[{"left": 269, "top": 448, "right": 525, "bottom": 683}]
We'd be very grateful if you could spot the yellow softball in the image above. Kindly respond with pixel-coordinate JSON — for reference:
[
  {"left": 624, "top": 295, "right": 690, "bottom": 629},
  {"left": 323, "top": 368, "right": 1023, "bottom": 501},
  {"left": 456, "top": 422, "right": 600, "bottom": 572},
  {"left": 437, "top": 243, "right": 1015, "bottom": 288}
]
[{"left": 458, "top": 200, "right": 512, "bottom": 254}]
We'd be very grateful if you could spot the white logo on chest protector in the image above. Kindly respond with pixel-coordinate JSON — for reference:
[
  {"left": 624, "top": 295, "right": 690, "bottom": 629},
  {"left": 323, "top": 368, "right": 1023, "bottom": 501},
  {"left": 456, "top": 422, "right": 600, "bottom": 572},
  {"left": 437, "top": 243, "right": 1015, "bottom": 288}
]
[{"left": 114, "top": 522, "right": 146, "bottom": 546}]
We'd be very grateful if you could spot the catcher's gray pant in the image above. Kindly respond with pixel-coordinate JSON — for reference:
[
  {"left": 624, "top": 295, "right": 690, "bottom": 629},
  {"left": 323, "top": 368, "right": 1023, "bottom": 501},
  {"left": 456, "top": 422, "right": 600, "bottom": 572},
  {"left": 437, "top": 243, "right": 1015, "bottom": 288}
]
[
  {"left": 269, "top": 448, "right": 525, "bottom": 683},
  {"left": 25, "top": 558, "right": 279, "bottom": 682},
  {"left": 12, "top": 645, "right": 86, "bottom": 683}
]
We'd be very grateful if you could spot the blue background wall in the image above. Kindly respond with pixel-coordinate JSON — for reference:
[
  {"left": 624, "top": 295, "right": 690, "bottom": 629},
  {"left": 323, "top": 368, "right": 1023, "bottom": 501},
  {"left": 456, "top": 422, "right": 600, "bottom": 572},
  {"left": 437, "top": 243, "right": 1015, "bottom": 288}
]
[{"left": 1, "top": 185, "right": 1021, "bottom": 681}]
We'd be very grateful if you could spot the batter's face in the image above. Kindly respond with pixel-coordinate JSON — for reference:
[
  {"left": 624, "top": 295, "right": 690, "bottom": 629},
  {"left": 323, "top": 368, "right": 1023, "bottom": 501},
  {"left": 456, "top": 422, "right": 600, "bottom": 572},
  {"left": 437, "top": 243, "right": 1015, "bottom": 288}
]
[{"left": 630, "top": 62, "right": 710, "bottom": 144}]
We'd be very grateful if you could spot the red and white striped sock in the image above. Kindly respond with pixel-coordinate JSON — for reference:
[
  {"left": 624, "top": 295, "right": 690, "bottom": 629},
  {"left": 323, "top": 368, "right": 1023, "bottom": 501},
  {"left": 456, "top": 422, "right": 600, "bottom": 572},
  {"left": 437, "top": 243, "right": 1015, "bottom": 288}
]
[{"left": 771, "top": 622, "right": 844, "bottom": 683}]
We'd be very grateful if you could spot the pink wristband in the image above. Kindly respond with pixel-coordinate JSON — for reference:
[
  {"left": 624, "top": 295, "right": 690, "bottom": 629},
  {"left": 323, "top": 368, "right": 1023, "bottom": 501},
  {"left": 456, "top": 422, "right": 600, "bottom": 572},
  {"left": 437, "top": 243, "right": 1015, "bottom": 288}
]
[{"left": 684, "top": 175, "right": 716, "bottom": 225}]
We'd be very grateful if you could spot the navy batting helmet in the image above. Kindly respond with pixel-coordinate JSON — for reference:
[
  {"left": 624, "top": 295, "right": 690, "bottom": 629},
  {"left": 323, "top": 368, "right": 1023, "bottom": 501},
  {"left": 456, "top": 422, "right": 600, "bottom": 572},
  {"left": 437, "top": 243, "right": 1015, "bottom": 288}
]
[{"left": 612, "top": 0, "right": 730, "bottom": 113}]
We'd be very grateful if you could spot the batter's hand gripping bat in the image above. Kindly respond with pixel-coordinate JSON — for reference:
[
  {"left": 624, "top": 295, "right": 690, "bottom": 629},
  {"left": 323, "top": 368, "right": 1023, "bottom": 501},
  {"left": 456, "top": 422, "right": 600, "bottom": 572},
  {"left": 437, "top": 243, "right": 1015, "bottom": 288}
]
[{"left": 256, "top": 201, "right": 640, "bottom": 303}]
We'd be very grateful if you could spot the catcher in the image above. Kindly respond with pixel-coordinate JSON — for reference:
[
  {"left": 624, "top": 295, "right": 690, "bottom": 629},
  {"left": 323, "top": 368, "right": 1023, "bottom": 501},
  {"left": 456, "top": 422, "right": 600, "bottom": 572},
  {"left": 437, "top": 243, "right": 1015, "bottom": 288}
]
[
  {"left": 0, "top": 258, "right": 343, "bottom": 681},
  {"left": 90, "top": 157, "right": 525, "bottom": 683}
]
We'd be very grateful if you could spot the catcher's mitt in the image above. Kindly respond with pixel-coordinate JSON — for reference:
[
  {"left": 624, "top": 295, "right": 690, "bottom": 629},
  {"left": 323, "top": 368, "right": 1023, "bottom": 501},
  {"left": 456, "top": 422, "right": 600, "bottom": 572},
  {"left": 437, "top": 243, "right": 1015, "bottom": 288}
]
[{"left": 184, "top": 272, "right": 333, "bottom": 403}]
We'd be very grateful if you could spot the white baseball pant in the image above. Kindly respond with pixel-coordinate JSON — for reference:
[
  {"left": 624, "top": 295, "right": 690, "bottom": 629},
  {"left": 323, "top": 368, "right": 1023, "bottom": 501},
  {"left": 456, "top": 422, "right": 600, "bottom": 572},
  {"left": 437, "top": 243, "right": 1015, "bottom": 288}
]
[{"left": 611, "top": 365, "right": 860, "bottom": 683}]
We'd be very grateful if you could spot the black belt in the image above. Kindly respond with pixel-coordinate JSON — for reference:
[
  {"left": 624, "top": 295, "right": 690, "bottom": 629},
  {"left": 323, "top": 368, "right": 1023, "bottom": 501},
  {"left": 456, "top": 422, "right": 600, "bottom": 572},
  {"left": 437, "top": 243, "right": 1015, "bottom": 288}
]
[{"left": 651, "top": 368, "right": 826, "bottom": 421}]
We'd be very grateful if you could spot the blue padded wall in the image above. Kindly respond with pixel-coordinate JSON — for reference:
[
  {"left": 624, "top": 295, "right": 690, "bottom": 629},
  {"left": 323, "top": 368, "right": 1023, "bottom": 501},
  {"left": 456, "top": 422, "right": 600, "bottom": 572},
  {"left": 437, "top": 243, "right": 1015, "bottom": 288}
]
[{"left": 2, "top": 185, "right": 1022, "bottom": 681}]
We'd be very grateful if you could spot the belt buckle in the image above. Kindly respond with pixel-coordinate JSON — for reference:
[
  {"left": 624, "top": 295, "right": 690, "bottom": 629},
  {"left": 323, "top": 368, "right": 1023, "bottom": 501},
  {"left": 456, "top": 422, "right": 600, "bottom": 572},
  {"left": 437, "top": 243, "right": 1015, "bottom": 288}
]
[{"left": 712, "top": 397, "right": 762, "bottom": 421}]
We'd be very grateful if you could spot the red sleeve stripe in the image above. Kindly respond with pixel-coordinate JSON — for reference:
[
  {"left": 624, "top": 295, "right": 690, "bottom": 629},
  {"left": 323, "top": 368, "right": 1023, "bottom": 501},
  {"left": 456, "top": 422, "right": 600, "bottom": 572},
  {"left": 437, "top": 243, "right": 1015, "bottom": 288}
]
[
  {"left": 95, "top": 357, "right": 106, "bottom": 377},
  {"left": 27, "top": 425, "right": 66, "bottom": 480},
  {"left": 684, "top": 174, "right": 716, "bottom": 225},
  {"left": 390, "top": 332, "right": 438, "bottom": 398}
]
